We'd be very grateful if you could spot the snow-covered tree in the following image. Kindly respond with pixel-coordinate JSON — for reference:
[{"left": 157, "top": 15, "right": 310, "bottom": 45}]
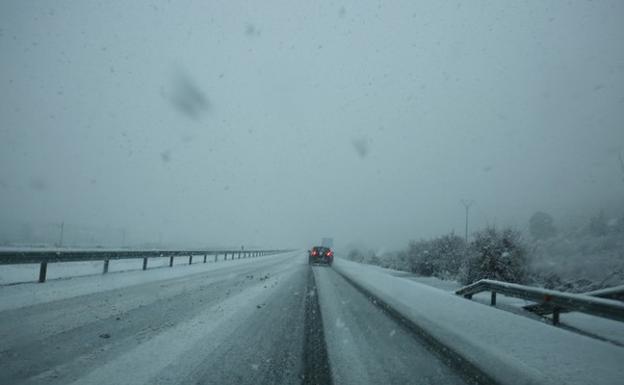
[
  {"left": 432, "top": 233, "right": 466, "bottom": 277},
  {"left": 406, "top": 239, "right": 432, "bottom": 275},
  {"left": 461, "top": 227, "right": 528, "bottom": 284},
  {"left": 407, "top": 233, "right": 465, "bottom": 278}
]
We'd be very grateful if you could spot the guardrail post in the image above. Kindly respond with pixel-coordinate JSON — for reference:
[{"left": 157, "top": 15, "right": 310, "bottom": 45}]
[
  {"left": 203, "top": 254, "right": 207, "bottom": 263},
  {"left": 142, "top": 257, "right": 148, "bottom": 270},
  {"left": 225, "top": 252, "right": 227, "bottom": 260},
  {"left": 214, "top": 254, "right": 218, "bottom": 262},
  {"left": 189, "top": 255, "right": 193, "bottom": 265},
  {"left": 103, "top": 259, "right": 109, "bottom": 274},
  {"left": 38, "top": 261, "right": 48, "bottom": 283},
  {"left": 552, "top": 308, "right": 560, "bottom": 325},
  {"left": 491, "top": 291, "right": 497, "bottom": 306},
  {"left": 238, "top": 252, "right": 241, "bottom": 259},
  {"left": 169, "top": 256, "right": 174, "bottom": 267}
]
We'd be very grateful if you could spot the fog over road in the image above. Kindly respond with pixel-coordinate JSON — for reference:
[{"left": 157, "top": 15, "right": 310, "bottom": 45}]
[{"left": 0, "top": 252, "right": 470, "bottom": 385}]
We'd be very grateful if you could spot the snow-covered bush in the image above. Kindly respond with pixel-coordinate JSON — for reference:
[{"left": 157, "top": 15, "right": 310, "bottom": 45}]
[
  {"left": 406, "top": 239, "right": 431, "bottom": 275},
  {"left": 529, "top": 221, "right": 624, "bottom": 291},
  {"left": 461, "top": 227, "right": 528, "bottom": 285},
  {"left": 431, "top": 233, "right": 466, "bottom": 278},
  {"left": 382, "top": 250, "right": 410, "bottom": 271},
  {"left": 406, "top": 233, "right": 466, "bottom": 279}
]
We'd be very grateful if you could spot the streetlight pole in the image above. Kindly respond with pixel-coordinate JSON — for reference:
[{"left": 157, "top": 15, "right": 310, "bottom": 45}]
[
  {"left": 58, "top": 222, "right": 64, "bottom": 248},
  {"left": 460, "top": 200, "right": 474, "bottom": 244}
]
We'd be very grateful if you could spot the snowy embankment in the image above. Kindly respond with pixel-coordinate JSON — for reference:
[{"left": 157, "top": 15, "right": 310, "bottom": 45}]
[
  {"left": 333, "top": 258, "right": 624, "bottom": 385},
  {"left": 392, "top": 272, "right": 624, "bottom": 347}
]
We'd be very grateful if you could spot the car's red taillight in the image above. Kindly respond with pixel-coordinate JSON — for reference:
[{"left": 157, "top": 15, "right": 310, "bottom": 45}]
[
  {"left": 327, "top": 250, "right": 333, "bottom": 257},
  {"left": 312, "top": 250, "right": 317, "bottom": 256}
]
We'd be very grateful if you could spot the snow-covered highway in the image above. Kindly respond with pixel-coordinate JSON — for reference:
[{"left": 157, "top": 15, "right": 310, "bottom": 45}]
[{"left": 0, "top": 251, "right": 472, "bottom": 385}]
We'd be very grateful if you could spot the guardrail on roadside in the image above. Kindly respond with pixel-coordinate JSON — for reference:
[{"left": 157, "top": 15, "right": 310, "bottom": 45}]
[
  {"left": 523, "top": 284, "right": 624, "bottom": 317},
  {"left": 0, "top": 249, "right": 293, "bottom": 283},
  {"left": 455, "top": 279, "right": 624, "bottom": 325}
]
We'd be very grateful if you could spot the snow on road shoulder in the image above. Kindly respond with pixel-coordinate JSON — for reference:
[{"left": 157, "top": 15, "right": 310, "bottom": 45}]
[
  {"left": 398, "top": 272, "right": 624, "bottom": 347},
  {"left": 333, "top": 258, "right": 624, "bottom": 385},
  {"left": 0, "top": 251, "right": 299, "bottom": 312}
]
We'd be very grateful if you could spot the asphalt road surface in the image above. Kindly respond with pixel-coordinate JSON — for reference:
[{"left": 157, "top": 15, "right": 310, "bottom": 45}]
[{"left": 0, "top": 252, "right": 472, "bottom": 385}]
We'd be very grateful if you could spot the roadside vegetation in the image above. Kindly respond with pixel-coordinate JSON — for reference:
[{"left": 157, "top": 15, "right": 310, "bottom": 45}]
[{"left": 346, "top": 210, "right": 624, "bottom": 292}]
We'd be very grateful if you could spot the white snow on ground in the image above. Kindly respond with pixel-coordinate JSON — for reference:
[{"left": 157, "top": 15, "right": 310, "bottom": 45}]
[
  {"left": 387, "top": 271, "right": 463, "bottom": 291},
  {"left": 63, "top": 270, "right": 284, "bottom": 385},
  {"left": 334, "top": 258, "right": 624, "bottom": 385},
  {"left": 0, "top": 251, "right": 298, "bottom": 312},
  {"left": 469, "top": 291, "right": 624, "bottom": 347},
  {"left": 394, "top": 270, "right": 624, "bottom": 347}
]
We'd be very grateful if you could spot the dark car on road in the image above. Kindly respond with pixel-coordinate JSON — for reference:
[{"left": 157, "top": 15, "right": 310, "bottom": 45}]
[{"left": 308, "top": 246, "right": 333, "bottom": 266}]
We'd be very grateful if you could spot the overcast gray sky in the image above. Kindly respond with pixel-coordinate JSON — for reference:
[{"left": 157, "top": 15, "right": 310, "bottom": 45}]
[{"left": 1, "top": 0, "right": 623, "bottom": 250}]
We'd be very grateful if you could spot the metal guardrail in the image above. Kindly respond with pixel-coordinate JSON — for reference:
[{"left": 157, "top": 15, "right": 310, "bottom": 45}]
[
  {"left": 456, "top": 279, "right": 624, "bottom": 325},
  {"left": 523, "top": 284, "right": 624, "bottom": 316},
  {"left": 0, "top": 249, "right": 293, "bottom": 283},
  {"left": 585, "top": 285, "right": 624, "bottom": 301}
]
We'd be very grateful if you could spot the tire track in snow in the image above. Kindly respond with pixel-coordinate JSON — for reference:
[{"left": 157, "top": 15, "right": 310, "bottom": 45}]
[{"left": 302, "top": 266, "right": 333, "bottom": 385}]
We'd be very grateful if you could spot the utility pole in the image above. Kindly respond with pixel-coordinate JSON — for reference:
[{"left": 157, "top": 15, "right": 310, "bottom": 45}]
[
  {"left": 58, "top": 222, "right": 64, "bottom": 248},
  {"left": 460, "top": 200, "right": 474, "bottom": 244},
  {"left": 619, "top": 151, "right": 624, "bottom": 183}
]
